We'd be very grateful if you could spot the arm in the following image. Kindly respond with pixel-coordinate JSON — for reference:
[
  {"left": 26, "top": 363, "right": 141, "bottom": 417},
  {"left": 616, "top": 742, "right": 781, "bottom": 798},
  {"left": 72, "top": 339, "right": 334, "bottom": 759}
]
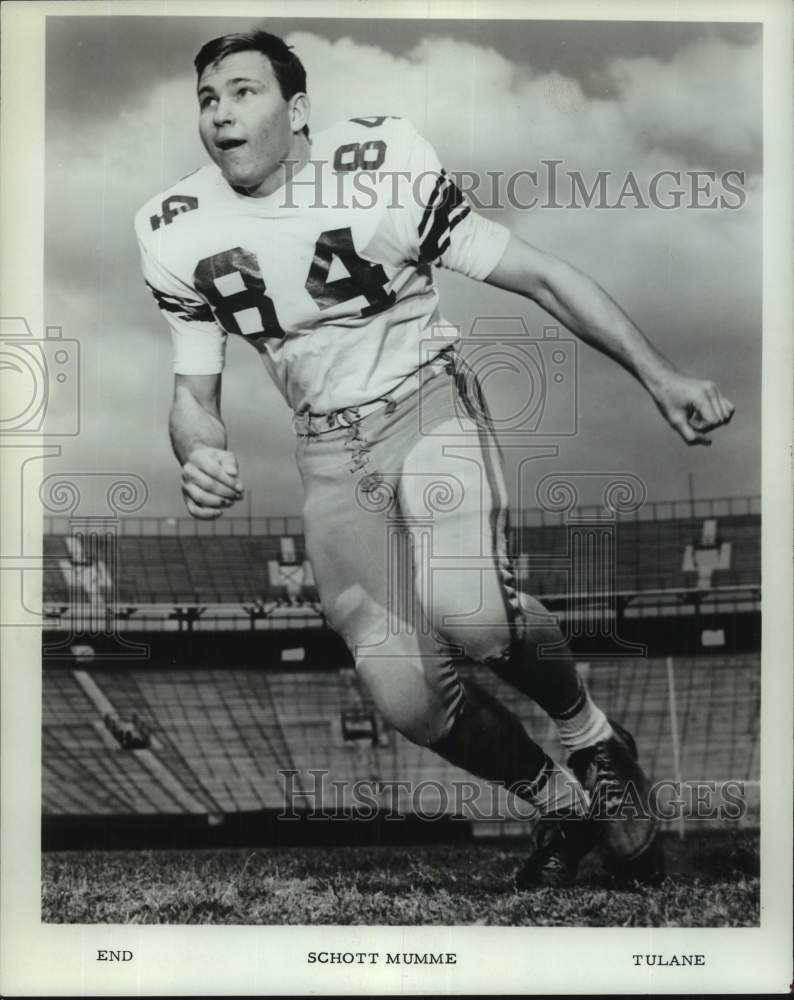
[
  {"left": 171, "top": 373, "right": 244, "bottom": 520},
  {"left": 486, "top": 235, "right": 735, "bottom": 445},
  {"left": 134, "top": 216, "right": 239, "bottom": 513}
]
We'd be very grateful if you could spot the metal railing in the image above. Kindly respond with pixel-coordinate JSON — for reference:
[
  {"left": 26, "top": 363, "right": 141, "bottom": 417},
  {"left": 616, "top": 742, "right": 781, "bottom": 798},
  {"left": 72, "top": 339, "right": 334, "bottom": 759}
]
[{"left": 43, "top": 494, "right": 761, "bottom": 536}]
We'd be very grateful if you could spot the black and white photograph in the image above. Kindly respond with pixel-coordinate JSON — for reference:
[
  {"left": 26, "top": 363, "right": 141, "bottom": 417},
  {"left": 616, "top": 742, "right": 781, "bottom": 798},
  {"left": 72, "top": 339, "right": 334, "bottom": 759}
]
[{"left": 0, "top": 0, "right": 791, "bottom": 995}]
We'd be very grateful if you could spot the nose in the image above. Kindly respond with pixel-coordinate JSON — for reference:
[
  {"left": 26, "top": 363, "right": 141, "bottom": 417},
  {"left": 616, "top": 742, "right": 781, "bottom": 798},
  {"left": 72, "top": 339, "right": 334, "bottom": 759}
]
[{"left": 212, "top": 95, "right": 234, "bottom": 127}]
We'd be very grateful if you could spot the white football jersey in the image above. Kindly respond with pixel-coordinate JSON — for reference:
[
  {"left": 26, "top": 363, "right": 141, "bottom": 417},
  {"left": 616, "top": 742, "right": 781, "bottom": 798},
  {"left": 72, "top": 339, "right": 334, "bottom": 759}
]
[{"left": 135, "top": 116, "right": 510, "bottom": 416}]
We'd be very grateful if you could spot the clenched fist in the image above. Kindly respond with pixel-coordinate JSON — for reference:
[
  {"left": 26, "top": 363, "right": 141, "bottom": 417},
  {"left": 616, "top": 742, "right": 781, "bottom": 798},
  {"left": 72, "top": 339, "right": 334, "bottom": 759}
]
[
  {"left": 651, "top": 370, "right": 735, "bottom": 446},
  {"left": 181, "top": 446, "right": 244, "bottom": 519}
]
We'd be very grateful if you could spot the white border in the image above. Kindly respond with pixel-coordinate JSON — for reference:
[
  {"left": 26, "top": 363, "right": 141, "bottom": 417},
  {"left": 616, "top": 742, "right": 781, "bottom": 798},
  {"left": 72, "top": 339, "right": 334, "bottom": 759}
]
[{"left": 1, "top": 0, "right": 791, "bottom": 995}]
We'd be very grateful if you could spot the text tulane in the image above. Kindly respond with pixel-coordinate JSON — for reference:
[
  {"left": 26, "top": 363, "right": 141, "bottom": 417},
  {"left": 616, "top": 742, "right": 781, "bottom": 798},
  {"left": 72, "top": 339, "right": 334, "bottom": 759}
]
[{"left": 632, "top": 954, "right": 706, "bottom": 966}]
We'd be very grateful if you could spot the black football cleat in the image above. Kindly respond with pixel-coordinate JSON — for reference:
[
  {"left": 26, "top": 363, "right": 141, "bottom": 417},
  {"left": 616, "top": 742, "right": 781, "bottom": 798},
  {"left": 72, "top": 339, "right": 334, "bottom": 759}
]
[
  {"left": 514, "top": 814, "right": 598, "bottom": 890},
  {"left": 568, "top": 718, "right": 665, "bottom": 885}
]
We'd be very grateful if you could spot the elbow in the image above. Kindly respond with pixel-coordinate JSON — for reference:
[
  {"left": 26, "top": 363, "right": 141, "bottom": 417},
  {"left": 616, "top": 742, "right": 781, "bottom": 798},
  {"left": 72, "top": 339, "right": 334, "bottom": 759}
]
[
  {"left": 526, "top": 272, "right": 557, "bottom": 312},
  {"left": 527, "top": 254, "right": 577, "bottom": 314}
]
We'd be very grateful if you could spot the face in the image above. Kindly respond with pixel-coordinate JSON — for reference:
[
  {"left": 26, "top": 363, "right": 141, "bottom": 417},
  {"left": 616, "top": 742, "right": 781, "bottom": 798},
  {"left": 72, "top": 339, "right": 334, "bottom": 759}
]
[{"left": 197, "top": 51, "right": 305, "bottom": 195}]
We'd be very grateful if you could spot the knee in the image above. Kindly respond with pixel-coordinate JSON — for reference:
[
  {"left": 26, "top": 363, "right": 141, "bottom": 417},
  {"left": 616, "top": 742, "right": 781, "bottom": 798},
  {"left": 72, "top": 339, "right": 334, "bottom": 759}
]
[
  {"left": 468, "top": 631, "right": 513, "bottom": 666},
  {"left": 325, "top": 584, "right": 387, "bottom": 651},
  {"left": 355, "top": 656, "right": 457, "bottom": 747},
  {"left": 439, "top": 593, "right": 565, "bottom": 667},
  {"left": 427, "top": 595, "right": 513, "bottom": 665},
  {"left": 439, "top": 620, "right": 512, "bottom": 666}
]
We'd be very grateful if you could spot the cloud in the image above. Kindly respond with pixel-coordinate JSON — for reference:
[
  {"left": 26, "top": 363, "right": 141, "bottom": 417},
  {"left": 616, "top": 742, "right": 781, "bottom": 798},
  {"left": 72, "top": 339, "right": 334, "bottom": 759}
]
[
  {"left": 291, "top": 30, "right": 760, "bottom": 171},
  {"left": 605, "top": 38, "right": 762, "bottom": 163},
  {"left": 44, "top": 27, "right": 762, "bottom": 514}
]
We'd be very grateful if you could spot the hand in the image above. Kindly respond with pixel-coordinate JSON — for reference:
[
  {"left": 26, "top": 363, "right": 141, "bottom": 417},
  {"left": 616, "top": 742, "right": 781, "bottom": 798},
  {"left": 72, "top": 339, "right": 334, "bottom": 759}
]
[
  {"left": 180, "top": 446, "right": 244, "bottom": 519},
  {"left": 650, "top": 370, "right": 735, "bottom": 446}
]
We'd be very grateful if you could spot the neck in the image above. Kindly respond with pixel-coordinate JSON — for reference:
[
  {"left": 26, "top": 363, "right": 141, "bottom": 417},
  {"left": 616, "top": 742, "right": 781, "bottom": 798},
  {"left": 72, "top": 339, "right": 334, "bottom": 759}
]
[{"left": 239, "top": 132, "right": 311, "bottom": 198}]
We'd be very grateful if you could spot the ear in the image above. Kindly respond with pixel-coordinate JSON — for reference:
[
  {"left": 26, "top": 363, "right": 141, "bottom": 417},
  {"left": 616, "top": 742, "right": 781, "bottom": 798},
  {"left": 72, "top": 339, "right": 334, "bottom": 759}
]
[{"left": 289, "top": 92, "right": 310, "bottom": 135}]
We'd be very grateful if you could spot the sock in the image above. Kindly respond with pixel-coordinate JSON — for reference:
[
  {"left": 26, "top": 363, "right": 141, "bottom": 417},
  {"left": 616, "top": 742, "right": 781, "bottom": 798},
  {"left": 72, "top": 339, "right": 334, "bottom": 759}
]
[
  {"left": 429, "top": 678, "right": 545, "bottom": 782},
  {"left": 525, "top": 756, "right": 589, "bottom": 817},
  {"left": 488, "top": 593, "right": 583, "bottom": 715},
  {"left": 485, "top": 594, "right": 613, "bottom": 755},
  {"left": 428, "top": 679, "right": 586, "bottom": 817},
  {"left": 552, "top": 685, "right": 614, "bottom": 756}
]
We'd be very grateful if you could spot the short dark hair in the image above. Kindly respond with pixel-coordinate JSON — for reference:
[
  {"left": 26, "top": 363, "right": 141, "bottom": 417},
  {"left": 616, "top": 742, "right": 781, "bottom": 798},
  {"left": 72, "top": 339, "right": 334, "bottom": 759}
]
[{"left": 194, "top": 30, "right": 309, "bottom": 137}]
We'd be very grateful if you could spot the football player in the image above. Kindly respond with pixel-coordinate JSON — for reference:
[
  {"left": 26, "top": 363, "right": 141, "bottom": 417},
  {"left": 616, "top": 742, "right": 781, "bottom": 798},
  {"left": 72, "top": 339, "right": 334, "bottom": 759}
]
[{"left": 135, "top": 30, "right": 734, "bottom": 887}]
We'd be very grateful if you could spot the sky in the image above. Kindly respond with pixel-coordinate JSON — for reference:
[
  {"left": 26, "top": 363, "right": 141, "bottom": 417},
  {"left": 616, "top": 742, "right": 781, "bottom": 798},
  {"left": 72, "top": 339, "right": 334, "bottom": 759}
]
[{"left": 42, "top": 15, "right": 762, "bottom": 519}]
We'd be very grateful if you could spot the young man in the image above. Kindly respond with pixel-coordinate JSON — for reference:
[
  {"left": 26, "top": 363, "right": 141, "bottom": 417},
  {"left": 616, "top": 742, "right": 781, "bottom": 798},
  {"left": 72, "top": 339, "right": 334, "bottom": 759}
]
[{"left": 135, "top": 30, "right": 734, "bottom": 887}]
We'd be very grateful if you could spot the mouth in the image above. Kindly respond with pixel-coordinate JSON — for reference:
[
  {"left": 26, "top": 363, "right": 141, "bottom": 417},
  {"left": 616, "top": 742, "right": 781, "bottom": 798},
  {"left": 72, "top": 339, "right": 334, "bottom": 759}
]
[{"left": 215, "top": 138, "right": 246, "bottom": 152}]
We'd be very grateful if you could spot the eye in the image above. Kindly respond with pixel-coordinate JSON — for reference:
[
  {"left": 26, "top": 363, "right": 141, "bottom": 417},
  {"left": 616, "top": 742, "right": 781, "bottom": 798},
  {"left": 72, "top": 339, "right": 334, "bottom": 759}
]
[
  {"left": 236, "top": 86, "right": 253, "bottom": 98},
  {"left": 199, "top": 95, "right": 218, "bottom": 110}
]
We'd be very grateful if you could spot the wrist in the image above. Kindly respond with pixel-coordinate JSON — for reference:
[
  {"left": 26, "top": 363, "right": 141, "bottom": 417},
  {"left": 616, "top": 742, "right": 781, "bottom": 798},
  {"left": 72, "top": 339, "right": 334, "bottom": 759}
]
[
  {"left": 171, "top": 419, "right": 226, "bottom": 466},
  {"left": 637, "top": 356, "right": 678, "bottom": 398},
  {"left": 183, "top": 440, "right": 225, "bottom": 466}
]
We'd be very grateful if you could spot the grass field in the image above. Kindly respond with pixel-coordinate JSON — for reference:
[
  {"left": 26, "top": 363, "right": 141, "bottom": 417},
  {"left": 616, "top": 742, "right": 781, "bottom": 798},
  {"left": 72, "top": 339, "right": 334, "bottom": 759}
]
[{"left": 42, "top": 830, "right": 759, "bottom": 926}]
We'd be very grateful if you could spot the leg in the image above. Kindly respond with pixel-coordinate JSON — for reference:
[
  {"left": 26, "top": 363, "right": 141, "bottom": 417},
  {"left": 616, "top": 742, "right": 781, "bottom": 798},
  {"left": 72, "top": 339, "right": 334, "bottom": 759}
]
[
  {"left": 393, "top": 371, "right": 589, "bottom": 820},
  {"left": 492, "top": 591, "right": 615, "bottom": 756},
  {"left": 296, "top": 394, "right": 583, "bottom": 821},
  {"left": 400, "top": 361, "right": 661, "bottom": 881},
  {"left": 298, "top": 427, "right": 459, "bottom": 747},
  {"left": 399, "top": 376, "right": 611, "bottom": 756}
]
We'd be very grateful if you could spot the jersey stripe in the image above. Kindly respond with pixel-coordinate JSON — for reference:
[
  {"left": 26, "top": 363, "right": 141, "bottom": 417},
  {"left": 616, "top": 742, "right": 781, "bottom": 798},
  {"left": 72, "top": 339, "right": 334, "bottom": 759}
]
[
  {"left": 417, "top": 170, "right": 471, "bottom": 264},
  {"left": 454, "top": 358, "right": 523, "bottom": 639},
  {"left": 417, "top": 172, "right": 447, "bottom": 235},
  {"left": 145, "top": 281, "right": 214, "bottom": 323}
]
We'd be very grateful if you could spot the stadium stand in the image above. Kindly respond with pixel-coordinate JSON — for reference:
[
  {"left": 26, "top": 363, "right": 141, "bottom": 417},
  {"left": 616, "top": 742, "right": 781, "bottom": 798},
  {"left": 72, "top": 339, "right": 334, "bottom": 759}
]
[
  {"left": 41, "top": 497, "right": 761, "bottom": 842},
  {"left": 513, "top": 513, "right": 760, "bottom": 596},
  {"left": 42, "top": 653, "right": 760, "bottom": 821},
  {"left": 42, "top": 535, "right": 70, "bottom": 604},
  {"left": 44, "top": 504, "right": 759, "bottom": 608}
]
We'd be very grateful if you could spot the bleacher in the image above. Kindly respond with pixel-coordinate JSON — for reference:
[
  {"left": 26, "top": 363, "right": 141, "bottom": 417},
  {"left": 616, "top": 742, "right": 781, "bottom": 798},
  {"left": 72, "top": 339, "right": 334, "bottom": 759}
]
[
  {"left": 42, "top": 654, "right": 760, "bottom": 818},
  {"left": 112, "top": 536, "right": 288, "bottom": 603},
  {"left": 42, "top": 535, "right": 70, "bottom": 604},
  {"left": 43, "top": 672, "right": 184, "bottom": 814},
  {"left": 513, "top": 513, "right": 760, "bottom": 595},
  {"left": 43, "top": 505, "right": 759, "bottom": 609},
  {"left": 41, "top": 498, "right": 761, "bottom": 836}
]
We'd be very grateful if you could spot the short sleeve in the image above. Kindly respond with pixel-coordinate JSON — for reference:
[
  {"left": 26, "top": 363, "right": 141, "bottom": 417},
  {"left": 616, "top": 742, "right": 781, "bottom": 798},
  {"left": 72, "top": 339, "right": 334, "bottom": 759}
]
[
  {"left": 395, "top": 122, "right": 511, "bottom": 280},
  {"left": 135, "top": 227, "right": 227, "bottom": 376}
]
